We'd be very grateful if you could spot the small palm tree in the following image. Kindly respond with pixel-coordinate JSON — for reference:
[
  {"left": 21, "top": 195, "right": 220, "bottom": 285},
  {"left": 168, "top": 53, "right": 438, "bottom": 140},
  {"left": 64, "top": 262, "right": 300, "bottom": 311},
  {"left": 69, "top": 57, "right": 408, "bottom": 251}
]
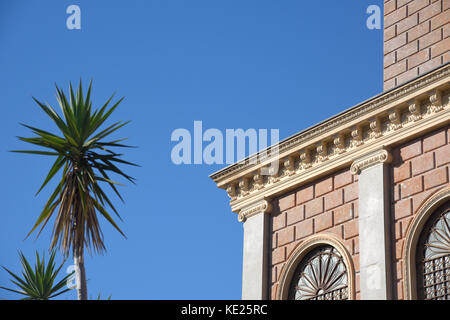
[
  {"left": 13, "top": 80, "right": 137, "bottom": 300},
  {"left": 0, "top": 250, "right": 73, "bottom": 300}
]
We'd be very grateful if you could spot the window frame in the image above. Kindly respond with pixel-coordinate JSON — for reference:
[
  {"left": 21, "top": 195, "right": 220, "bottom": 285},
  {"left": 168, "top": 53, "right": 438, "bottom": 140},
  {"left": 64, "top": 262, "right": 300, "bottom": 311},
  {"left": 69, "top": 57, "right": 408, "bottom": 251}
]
[
  {"left": 403, "top": 187, "right": 450, "bottom": 300},
  {"left": 276, "top": 234, "right": 355, "bottom": 300}
]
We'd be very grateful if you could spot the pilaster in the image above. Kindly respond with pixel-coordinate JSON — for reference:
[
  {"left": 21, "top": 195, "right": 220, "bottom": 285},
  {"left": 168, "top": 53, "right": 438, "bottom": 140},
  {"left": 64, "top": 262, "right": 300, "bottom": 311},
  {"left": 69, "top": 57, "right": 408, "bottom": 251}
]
[
  {"left": 351, "top": 148, "right": 393, "bottom": 300},
  {"left": 240, "top": 199, "right": 272, "bottom": 300}
]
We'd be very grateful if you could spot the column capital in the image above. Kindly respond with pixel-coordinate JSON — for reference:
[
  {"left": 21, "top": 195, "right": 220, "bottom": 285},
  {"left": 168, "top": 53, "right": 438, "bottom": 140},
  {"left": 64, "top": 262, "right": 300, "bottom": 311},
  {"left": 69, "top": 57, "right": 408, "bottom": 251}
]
[
  {"left": 350, "top": 148, "right": 392, "bottom": 175},
  {"left": 238, "top": 199, "right": 272, "bottom": 222}
]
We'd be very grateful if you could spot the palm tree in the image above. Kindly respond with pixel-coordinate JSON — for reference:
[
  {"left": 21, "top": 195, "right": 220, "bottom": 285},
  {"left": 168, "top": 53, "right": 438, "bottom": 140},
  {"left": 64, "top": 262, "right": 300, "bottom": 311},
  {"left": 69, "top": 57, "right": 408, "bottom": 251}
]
[
  {"left": 12, "top": 80, "right": 137, "bottom": 300},
  {"left": 0, "top": 250, "right": 74, "bottom": 300}
]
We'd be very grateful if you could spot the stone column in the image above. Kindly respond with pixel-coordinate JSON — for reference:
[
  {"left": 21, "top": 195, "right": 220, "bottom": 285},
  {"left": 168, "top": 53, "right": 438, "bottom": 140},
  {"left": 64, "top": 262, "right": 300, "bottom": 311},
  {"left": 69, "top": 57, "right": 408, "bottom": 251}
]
[
  {"left": 239, "top": 199, "right": 272, "bottom": 300},
  {"left": 350, "top": 148, "right": 393, "bottom": 300}
]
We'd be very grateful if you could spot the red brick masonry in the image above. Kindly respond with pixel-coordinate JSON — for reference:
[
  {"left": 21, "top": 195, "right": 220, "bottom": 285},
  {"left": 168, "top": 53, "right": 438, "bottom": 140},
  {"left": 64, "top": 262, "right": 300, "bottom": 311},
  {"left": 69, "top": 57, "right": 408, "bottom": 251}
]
[
  {"left": 384, "top": 0, "right": 450, "bottom": 90},
  {"left": 270, "top": 169, "right": 360, "bottom": 299},
  {"left": 269, "top": 124, "right": 450, "bottom": 300},
  {"left": 391, "top": 124, "right": 450, "bottom": 299}
]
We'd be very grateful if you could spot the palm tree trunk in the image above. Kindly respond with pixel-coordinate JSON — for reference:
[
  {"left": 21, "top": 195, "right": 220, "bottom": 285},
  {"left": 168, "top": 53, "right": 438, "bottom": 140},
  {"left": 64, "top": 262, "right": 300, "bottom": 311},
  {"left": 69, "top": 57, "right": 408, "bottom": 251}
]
[{"left": 73, "top": 246, "right": 88, "bottom": 300}]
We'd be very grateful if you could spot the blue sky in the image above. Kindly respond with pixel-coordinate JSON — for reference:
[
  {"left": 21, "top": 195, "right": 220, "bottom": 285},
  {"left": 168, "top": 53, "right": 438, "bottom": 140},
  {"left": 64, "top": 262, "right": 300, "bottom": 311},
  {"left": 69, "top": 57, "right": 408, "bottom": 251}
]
[{"left": 0, "top": 0, "right": 383, "bottom": 299}]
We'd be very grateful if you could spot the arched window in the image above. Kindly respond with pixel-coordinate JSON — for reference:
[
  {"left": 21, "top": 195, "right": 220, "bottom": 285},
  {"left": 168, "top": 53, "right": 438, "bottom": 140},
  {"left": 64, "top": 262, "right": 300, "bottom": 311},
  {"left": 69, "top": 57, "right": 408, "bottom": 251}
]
[
  {"left": 416, "top": 201, "right": 450, "bottom": 300},
  {"left": 276, "top": 235, "right": 355, "bottom": 300},
  {"left": 288, "top": 245, "right": 349, "bottom": 300}
]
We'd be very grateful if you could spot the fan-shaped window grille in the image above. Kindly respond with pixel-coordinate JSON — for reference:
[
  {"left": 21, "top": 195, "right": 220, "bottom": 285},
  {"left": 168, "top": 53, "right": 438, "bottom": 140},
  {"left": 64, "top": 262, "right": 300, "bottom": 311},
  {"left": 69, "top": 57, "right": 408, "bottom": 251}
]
[
  {"left": 288, "top": 245, "right": 348, "bottom": 300},
  {"left": 417, "top": 201, "right": 450, "bottom": 300}
]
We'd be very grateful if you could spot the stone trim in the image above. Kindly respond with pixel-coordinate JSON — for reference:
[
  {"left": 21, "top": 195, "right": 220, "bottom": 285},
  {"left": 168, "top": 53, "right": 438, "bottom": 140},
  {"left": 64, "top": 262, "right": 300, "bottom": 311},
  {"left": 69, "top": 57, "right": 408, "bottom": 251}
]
[
  {"left": 354, "top": 151, "right": 393, "bottom": 299},
  {"left": 238, "top": 199, "right": 272, "bottom": 222},
  {"left": 233, "top": 109, "right": 449, "bottom": 213},
  {"left": 275, "top": 234, "right": 356, "bottom": 300},
  {"left": 210, "top": 64, "right": 450, "bottom": 214},
  {"left": 403, "top": 187, "right": 450, "bottom": 300},
  {"left": 211, "top": 64, "right": 449, "bottom": 183},
  {"left": 241, "top": 199, "right": 272, "bottom": 299},
  {"left": 350, "top": 148, "right": 392, "bottom": 175}
]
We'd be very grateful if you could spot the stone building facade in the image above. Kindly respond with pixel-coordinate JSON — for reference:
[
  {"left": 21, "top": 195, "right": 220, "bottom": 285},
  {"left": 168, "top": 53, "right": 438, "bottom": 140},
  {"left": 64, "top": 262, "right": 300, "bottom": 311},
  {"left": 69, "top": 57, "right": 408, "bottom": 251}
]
[{"left": 210, "top": 0, "right": 449, "bottom": 300}]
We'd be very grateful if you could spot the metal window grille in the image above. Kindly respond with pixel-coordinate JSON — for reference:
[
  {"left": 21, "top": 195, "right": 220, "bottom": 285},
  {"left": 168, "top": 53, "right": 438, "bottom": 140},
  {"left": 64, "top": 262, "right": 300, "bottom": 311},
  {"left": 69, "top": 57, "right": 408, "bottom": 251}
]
[{"left": 417, "top": 202, "right": 450, "bottom": 300}]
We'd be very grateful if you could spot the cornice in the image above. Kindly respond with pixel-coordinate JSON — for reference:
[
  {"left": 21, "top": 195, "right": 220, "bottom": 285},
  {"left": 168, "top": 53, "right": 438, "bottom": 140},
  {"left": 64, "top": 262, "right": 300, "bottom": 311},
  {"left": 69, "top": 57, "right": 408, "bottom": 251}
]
[
  {"left": 210, "top": 64, "right": 450, "bottom": 184},
  {"left": 210, "top": 64, "right": 450, "bottom": 213}
]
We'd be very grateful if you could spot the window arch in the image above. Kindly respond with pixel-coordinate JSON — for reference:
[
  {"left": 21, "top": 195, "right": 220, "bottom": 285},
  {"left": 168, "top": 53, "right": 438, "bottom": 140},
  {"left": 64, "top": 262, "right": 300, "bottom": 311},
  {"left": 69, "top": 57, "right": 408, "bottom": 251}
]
[
  {"left": 416, "top": 201, "right": 450, "bottom": 300},
  {"left": 403, "top": 187, "right": 450, "bottom": 300},
  {"left": 276, "top": 234, "right": 355, "bottom": 300},
  {"left": 288, "top": 245, "right": 348, "bottom": 300}
]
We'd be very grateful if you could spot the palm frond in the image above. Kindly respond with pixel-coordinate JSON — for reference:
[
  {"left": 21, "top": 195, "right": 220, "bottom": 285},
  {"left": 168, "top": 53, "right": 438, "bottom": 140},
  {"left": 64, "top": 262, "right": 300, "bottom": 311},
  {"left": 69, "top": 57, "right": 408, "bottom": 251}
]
[
  {"left": 12, "top": 81, "right": 137, "bottom": 256},
  {"left": 0, "top": 250, "right": 74, "bottom": 300}
]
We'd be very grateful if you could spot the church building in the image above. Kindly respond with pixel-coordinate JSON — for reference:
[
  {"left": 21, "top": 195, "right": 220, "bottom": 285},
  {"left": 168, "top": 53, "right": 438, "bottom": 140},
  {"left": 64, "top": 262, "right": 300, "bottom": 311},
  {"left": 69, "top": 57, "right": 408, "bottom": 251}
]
[{"left": 210, "top": 0, "right": 450, "bottom": 300}]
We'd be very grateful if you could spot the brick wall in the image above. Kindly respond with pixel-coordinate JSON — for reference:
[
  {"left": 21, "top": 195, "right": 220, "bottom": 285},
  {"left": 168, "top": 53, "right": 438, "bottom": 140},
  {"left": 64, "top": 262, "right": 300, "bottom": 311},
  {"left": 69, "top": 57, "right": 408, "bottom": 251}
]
[
  {"left": 384, "top": 0, "right": 449, "bottom": 90},
  {"left": 270, "top": 169, "right": 360, "bottom": 299},
  {"left": 390, "top": 124, "right": 450, "bottom": 299}
]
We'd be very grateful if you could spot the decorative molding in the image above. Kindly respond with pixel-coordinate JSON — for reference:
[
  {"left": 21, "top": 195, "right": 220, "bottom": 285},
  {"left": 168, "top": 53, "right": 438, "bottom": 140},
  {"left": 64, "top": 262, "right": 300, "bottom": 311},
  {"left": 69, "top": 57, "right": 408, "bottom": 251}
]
[
  {"left": 283, "top": 155, "right": 296, "bottom": 176},
  {"left": 210, "top": 64, "right": 450, "bottom": 184},
  {"left": 333, "top": 133, "right": 346, "bottom": 155},
  {"left": 316, "top": 141, "right": 328, "bottom": 162},
  {"left": 252, "top": 170, "right": 264, "bottom": 191},
  {"left": 226, "top": 182, "right": 237, "bottom": 201},
  {"left": 237, "top": 199, "right": 272, "bottom": 223},
  {"left": 300, "top": 149, "right": 312, "bottom": 169},
  {"left": 369, "top": 116, "right": 382, "bottom": 139},
  {"left": 268, "top": 166, "right": 280, "bottom": 184},
  {"left": 211, "top": 64, "right": 450, "bottom": 214},
  {"left": 349, "top": 148, "right": 392, "bottom": 175},
  {"left": 230, "top": 109, "right": 449, "bottom": 213},
  {"left": 429, "top": 89, "right": 443, "bottom": 113},
  {"left": 403, "top": 187, "right": 450, "bottom": 300},
  {"left": 408, "top": 98, "right": 422, "bottom": 122},
  {"left": 275, "top": 234, "right": 356, "bottom": 300},
  {"left": 388, "top": 108, "right": 402, "bottom": 131},
  {"left": 239, "top": 177, "right": 250, "bottom": 197},
  {"left": 350, "top": 125, "right": 364, "bottom": 148}
]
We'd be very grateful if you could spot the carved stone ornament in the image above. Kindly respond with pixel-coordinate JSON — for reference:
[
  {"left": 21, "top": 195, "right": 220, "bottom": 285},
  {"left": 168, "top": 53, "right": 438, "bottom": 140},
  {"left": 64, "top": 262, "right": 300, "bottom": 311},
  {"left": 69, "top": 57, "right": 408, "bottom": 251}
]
[
  {"left": 209, "top": 64, "right": 449, "bottom": 214},
  {"left": 237, "top": 200, "right": 272, "bottom": 222},
  {"left": 253, "top": 170, "right": 264, "bottom": 190},
  {"left": 388, "top": 108, "right": 402, "bottom": 130},
  {"left": 369, "top": 117, "right": 382, "bottom": 139},
  {"left": 333, "top": 133, "right": 346, "bottom": 155},
  {"left": 226, "top": 182, "right": 237, "bottom": 200},
  {"left": 210, "top": 65, "right": 449, "bottom": 184},
  {"left": 316, "top": 142, "right": 328, "bottom": 162},
  {"left": 350, "top": 148, "right": 392, "bottom": 175},
  {"left": 269, "top": 166, "right": 280, "bottom": 184},
  {"left": 350, "top": 126, "right": 363, "bottom": 148},
  {"left": 300, "top": 149, "right": 312, "bottom": 169},
  {"left": 239, "top": 177, "right": 250, "bottom": 196},
  {"left": 408, "top": 99, "right": 422, "bottom": 122},
  {"left": 429, "top": 89, "right": 443, "bottom": 113},
  {"left": 283, "top": 155, "right": 296, "bottom": 176}
]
